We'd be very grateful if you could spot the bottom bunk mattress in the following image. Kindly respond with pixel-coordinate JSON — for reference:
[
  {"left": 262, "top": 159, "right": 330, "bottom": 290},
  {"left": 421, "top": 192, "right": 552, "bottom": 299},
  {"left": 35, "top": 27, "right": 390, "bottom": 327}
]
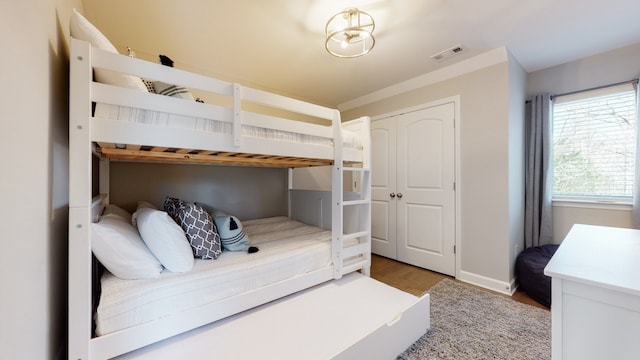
[{"left": 95, "top": 216, "right": 331, "bottom": 336}]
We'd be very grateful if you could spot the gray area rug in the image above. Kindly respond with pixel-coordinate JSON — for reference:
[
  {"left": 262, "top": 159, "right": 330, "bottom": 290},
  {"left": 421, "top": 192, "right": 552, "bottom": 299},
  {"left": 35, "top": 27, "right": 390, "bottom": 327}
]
[{"left": 398, "top": 279, "right": 550, "bottom": 360}]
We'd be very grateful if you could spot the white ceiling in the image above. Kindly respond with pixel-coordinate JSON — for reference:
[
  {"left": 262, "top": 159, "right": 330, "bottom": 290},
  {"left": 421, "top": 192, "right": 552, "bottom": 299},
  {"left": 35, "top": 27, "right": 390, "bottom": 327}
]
[{"left": 83, "top": 0, "right": 640, "bottom": 108}]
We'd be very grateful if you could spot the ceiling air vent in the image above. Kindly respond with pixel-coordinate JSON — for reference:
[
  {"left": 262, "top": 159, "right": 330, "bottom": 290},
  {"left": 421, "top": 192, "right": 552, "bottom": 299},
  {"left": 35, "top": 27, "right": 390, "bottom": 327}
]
[{"left": 430, "top": 44, "right": 464, "bottom": 61}]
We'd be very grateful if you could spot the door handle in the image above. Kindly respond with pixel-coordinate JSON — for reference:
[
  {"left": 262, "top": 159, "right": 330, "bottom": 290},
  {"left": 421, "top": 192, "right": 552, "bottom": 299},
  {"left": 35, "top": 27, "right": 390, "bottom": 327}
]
[
  {"left": 390, "top": 193, "right": 396, "bottom": 198},
  {"left": 397, "top": 193, "right": 403, "bottom": 199}
]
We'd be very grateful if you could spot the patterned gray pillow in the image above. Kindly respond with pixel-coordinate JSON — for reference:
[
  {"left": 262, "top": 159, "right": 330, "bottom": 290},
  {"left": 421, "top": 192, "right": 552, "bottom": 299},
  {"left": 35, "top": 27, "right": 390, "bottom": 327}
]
[
  {"left": 165, "top": 197, "right": 222, "bottom": 260},
  {"left": 163, "top": 196, "right": 184, "bottom": 220},
  {"left": 153, "top": 81, "right": 194, "bottom": 100}
]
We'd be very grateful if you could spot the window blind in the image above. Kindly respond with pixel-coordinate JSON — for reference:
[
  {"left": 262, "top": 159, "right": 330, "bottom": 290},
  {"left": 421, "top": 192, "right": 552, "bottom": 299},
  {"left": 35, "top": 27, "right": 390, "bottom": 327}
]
[{"left": 552, "top": 82, "right": 637, "bottom": 198}]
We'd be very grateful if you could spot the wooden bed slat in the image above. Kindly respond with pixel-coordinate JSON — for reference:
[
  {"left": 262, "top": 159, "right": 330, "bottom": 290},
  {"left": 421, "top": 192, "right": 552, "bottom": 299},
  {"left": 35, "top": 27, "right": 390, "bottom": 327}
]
[{"left": 97, "top": 145, "right": 333, "bottom": 167}]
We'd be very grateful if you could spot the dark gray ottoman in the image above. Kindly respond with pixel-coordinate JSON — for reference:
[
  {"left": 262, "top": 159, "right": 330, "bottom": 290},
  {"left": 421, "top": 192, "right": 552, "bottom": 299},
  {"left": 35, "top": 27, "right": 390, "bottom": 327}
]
[{"left": 515, "top": 244, "right": 559, "bottom": 307}]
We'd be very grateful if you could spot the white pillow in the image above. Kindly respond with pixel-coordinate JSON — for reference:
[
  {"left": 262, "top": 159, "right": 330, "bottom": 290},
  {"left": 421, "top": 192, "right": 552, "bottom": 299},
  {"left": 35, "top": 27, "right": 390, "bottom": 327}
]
[
  {"left": 69, "top": 9, "right": 148, "bottom": 92},
  {"left": 137, "top": 200, "right": 157, "bottom": 209},
  {"left": 131, "top": 200, "right": 157, "bottom": 226},
  {"left": 102, "top": 204, "right": 132, "bottom": 223},
  {"left": 91, "top": 215, "right": 163, "bottom": 279},
  {"left": 134, "top": 207, "right": 194, "bottom": 273}
]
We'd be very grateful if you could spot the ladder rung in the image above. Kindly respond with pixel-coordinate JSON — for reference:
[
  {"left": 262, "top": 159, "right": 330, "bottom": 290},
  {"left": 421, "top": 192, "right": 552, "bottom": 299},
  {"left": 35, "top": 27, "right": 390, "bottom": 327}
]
[
  {"left": 342, "top": 199, "right": 369, "bottom": 206},
  {"left": 342, "top": 242, "right": 370, "bottom": 258},
  {"left": 343, "top": 167, "right": 370, "bottom": 173},
  {"left": 341, "top": 259, "right": 369, "bottom": 274},
  {"left": 342, "top": 166, "right": 371, "bottom": 172},
  {"left": 342, "top": 231, "right": 369, "bottom": 242}
]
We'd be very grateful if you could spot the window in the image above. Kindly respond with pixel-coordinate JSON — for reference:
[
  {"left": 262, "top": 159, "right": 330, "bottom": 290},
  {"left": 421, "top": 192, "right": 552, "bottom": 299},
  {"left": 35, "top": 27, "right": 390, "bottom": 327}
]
[{"left": 552, "top": 82, "right": 638, "bottom": 201}]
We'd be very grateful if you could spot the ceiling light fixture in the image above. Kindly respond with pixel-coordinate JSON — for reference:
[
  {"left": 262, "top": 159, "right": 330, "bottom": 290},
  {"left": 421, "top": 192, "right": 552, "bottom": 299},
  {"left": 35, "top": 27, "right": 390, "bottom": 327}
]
[{"left": 325, "top": 8, "right": 375, "bottom": 58}]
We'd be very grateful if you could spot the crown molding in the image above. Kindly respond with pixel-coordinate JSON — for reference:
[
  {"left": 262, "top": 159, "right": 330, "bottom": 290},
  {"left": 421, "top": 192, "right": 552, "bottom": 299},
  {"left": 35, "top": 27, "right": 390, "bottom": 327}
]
[{"left": 338, "top": 46, "right": 509, "bottom": 111}]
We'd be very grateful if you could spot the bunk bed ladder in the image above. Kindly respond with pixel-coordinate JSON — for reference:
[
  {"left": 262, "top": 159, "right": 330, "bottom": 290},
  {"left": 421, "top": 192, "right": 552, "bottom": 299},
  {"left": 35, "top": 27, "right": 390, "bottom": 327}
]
[
  {"left": 342, "top": 167, "right": 372, "bottom": 276},
  {"left": 332, "top": 116, "right": 372, "bottom": 279}
]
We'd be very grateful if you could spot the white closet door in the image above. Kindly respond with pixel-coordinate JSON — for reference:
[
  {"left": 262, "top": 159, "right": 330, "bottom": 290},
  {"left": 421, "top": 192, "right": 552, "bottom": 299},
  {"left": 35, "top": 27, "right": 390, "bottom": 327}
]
[
  {"left": 371, "top": 119, "right": 397, "bottom": 259},
  {"left": 396, "top": 102, "right": 456, "bottom": 276}
]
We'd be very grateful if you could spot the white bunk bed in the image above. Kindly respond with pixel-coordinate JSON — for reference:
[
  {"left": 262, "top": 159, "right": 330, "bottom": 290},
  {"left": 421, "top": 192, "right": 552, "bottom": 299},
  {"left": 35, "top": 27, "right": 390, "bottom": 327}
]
[{"left": 69, "top": 28, "right": 429, "bottom": 359}]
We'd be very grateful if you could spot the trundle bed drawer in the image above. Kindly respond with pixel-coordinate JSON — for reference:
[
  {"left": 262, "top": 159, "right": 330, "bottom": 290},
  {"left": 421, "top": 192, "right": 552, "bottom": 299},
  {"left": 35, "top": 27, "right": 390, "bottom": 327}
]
[{"left": 115, "top": 273, "right": 430, "bottom": 360}]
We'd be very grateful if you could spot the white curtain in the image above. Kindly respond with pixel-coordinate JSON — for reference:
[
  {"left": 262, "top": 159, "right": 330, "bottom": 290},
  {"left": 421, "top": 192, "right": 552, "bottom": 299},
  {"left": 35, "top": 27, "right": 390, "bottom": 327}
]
[{"left": 524, "top": 94, "right": 553, "bottom": 248}]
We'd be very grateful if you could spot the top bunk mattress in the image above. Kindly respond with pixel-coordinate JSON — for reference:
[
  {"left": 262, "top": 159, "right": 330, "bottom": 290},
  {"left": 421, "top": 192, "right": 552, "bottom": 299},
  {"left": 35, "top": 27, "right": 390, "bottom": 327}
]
[
  {"left": 94, "top": 103, "right": 363, "bottom": 150},
  {"left": 95, "top": 216, "right": 332, "bottom": 336},
  {"left": 92, "top": 103, "right": 365, "bottom": 167}
]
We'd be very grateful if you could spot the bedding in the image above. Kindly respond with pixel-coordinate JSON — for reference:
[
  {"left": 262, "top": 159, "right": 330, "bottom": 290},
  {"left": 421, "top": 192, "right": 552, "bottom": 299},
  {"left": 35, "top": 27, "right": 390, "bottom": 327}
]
[
  {"left": 196, "top": 202, "right": 251, "bottom": 252},
  {"left": 102, "top": 203, "right": 132, "bottom": 222},
  {"left": 134, "top": 207, "right": 194, "bottom": 273},
  {"left": 175, "top": 202, "right": 223, "bottom": 260},
  {"left": 163, "top": 197, "right": 223, "bottom": 259},
  {"left": 69, "top": 9, "right": 148, "bottom": 93},
  {"left": 91, "top": 215, "right": 163, "bottom": 280},
  {"left": 153, "top": 81, "right": 195, "bottom": 100},
  {"left": 95, "top": 216, "right": 332, "bottom": 336},
  {"left": 213, "top": 212, "right": 251, "bottom": 251}
]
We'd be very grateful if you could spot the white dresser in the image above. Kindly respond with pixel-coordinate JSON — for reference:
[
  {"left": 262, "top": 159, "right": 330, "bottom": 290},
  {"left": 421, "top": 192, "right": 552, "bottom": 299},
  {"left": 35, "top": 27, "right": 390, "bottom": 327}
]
[{"left": 544, "top": 224, "right": 640, "bottom": 360}]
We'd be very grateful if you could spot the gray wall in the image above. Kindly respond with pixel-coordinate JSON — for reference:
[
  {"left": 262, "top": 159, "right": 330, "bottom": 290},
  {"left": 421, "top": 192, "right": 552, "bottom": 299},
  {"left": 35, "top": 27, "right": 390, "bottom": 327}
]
[
  {"left": 507, "top": 51, "right": 527, "bottom": 282},
  {"left": 527, "top": 42, "right": 640, "bottom": 242},
  {"left": 342, "top": 50, "right": 526, "bottom": 293},
  {"left": 1, "top": 1, "right": 82, "bottom": 358},
  {"left": 109, "top": 162, "right": 289, "bottom": 221}
]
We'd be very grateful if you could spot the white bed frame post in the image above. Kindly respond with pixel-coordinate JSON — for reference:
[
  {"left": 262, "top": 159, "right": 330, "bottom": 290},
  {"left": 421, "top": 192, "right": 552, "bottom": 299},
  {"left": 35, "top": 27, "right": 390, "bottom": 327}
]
[
  {"left": 331, "top": 109, "right": 344, "bottom": 279},
  {"left": 357, "top": 117, "right": 372, "bottom": 276},
  {"left": 232, "top": 84, "right": 242, "bottom": 147},
  {"left": 68, "top": 38, "right": 94, "bottom": 360}
]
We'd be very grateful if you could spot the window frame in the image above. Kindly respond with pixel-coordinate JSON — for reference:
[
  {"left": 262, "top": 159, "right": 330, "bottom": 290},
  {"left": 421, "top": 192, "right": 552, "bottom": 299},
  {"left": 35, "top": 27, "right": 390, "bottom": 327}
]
[{"left": 550, "top": 81, "right": 638, "bottom": 205}]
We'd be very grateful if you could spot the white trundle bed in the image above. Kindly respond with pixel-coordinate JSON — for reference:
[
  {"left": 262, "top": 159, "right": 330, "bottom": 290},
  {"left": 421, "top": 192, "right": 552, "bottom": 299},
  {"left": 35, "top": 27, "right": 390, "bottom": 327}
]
[{"left": 68, "top": 11, "right": 430, "bottom": 359}]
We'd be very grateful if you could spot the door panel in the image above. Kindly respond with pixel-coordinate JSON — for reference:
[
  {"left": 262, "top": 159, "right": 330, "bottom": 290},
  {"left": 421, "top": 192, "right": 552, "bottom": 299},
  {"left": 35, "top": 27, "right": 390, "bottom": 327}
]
[
  {"left": 406, "top": 120, "right": 443, "bottom": 189},
  {"left": 371, "top": 101, "right": 456, "bottom": 275},
  {"left": 405, "top": 204, "right": 443, "bottom": 254},
  {"left": 370, "top": 121, "right": 397, "bottom": 259},
  {"left": 396, "top": 102, "right": 456, "bottom": 276},
  {"left": 371, "top": 201, "right": 391, "bottom": 252}
]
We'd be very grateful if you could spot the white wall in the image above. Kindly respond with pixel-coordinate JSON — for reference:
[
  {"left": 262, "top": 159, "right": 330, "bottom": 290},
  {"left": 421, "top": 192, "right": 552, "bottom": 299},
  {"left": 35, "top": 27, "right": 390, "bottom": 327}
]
[
  {"left": 0, "top": 1, "right": 81, "bottom": 359},
  {"left": 527, "top": 42, "right": 640, "bottom": 243}
]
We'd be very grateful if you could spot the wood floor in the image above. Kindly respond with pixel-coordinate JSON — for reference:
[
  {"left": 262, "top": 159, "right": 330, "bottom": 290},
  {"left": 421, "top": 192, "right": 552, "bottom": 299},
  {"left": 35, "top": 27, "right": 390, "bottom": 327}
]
[{"left": 369, "top": 254, "right": 549, "bottom": 310}]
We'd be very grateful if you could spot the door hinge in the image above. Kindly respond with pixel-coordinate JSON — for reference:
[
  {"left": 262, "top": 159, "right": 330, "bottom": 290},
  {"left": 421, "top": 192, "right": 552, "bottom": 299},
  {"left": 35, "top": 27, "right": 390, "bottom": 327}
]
[
  {"left": 453, "top": 245, "right": 456, "bottom": 254},
  {"left": 453, "top": 182, "right": 456, "bottom": 191}
]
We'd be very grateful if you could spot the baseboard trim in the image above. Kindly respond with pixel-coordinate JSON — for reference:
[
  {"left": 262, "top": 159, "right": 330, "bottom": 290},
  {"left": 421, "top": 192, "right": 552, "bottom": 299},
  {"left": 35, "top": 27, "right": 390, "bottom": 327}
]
[{"left": 457, "top": 270, "right": 516, "bottom": 295}]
